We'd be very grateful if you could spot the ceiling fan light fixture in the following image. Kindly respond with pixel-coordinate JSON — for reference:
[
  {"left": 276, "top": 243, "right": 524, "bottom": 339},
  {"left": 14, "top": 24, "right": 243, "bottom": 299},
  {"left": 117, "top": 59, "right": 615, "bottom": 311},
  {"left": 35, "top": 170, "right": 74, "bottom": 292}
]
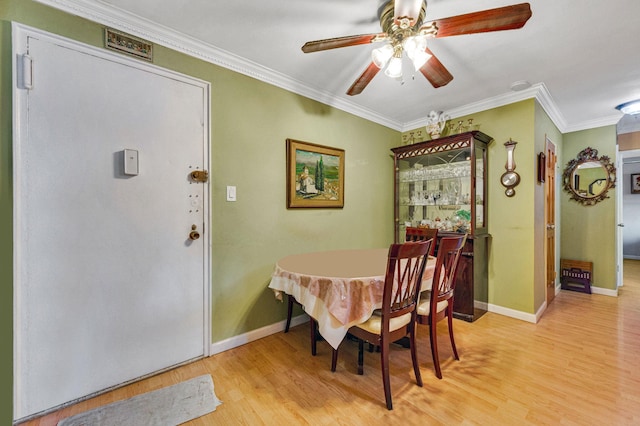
[
  {"left": 301, "top": 2, "right": 532, "bottom": 95},
  {"left": 384, "top": 56, "right": 403, "bottom": 79},
  {"left": 616, "top": 100, "right": 640, "bottom": 115},
  {"left": 404, "top": 36, "right": 430, "bottom": 70},
  {"left": 403, "top": 35, "right": 427, "bottom": 54},
  {"left": 372, "top": 44, "right": 394, "bottom": 68}
]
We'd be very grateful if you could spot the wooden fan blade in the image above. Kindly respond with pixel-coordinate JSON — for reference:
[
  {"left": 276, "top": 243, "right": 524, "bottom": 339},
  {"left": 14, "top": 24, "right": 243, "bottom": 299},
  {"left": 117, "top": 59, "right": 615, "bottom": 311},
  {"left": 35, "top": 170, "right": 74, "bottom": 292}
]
[
  {"left": 302, "top": 33, "right": 386, "bottom": 53},
  {"left": 347, "top": 62, "right": 381, "bottom": 96},
  {"left": 428, "top": 3, "right": 532, "bottom": 38},
  {"left": 419, "top": 49, "right": 453, "bottom": 88}
]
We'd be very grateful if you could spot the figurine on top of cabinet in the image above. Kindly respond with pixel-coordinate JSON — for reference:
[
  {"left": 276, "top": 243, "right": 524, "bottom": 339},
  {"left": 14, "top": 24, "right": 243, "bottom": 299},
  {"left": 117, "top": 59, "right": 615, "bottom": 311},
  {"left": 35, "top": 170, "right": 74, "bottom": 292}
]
[{"left": 425, "top": 110, "right": 449, "bottom": 140}]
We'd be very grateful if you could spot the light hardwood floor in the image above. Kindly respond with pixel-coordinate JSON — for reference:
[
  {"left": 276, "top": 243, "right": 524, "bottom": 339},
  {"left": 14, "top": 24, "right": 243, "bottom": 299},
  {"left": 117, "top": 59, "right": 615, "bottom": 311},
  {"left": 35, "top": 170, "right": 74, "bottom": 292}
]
[{"left": 23, "top": 260, "right": 640, "bottom": 425}]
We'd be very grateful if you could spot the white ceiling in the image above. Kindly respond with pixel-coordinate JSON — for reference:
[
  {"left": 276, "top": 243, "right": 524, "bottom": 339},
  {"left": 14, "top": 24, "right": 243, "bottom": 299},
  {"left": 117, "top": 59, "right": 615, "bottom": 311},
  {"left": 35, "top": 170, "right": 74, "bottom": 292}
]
[{"left": 39, "top": 0, "right": 640, "bottom": 133}]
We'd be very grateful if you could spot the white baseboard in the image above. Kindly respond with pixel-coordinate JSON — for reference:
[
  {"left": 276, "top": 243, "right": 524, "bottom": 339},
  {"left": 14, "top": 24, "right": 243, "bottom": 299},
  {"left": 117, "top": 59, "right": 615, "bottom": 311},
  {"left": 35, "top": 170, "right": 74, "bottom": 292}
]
[
  {"left": 474, "top": 301, "right": 488, "bottom": 311},
  {"left": 534, "top": 300, "right": 547, "bottom": 323},
  {"left": 486, "top": 283, "right": 619, "bottom": 324},
  {"left": 210, "top": 283, "right": 618, "bottom": 355},
  {"left": 487, "top": 303, "right": 538, "bottom": 323},
  {"left": 590, "top": 286, "right": 618, "bottom": 297},
  {"left": 209, "top": 314, "right": 308, "bottom": 355}
]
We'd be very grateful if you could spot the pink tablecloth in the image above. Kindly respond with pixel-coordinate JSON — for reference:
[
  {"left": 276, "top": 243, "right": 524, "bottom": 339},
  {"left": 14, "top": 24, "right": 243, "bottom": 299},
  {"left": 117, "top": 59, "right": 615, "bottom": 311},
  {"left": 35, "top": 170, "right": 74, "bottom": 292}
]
[{"left": 268, "top": 248, "right": 435, "bottom": 349}]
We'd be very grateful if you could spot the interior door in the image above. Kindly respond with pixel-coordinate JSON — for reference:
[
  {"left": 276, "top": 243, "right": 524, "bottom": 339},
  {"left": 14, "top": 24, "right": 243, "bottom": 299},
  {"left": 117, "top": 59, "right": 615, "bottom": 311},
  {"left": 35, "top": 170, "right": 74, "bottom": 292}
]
[
  {"left": 545, "top": 138, "right": 557, "bottom": 305},
  {"left": 13, "top": 25, "right": 210, "bottom": 419}
]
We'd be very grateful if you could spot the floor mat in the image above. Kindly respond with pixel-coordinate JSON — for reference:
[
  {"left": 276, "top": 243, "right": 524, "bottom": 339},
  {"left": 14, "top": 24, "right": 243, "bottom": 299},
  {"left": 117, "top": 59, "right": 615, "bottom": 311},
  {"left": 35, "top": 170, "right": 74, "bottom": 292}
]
[{"left": 57, "top": 374, "right": 222, "bottom": 426}]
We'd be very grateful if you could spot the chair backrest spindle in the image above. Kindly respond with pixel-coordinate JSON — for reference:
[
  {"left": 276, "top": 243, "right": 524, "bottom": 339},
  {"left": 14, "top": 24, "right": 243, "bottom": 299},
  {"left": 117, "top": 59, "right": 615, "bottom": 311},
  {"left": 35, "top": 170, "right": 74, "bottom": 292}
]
[
  {"left": 431, "top": 235, "right": 467, "bottom": 307},
  {"left": 383, "top": 240, "right": 433, "bottom": 326}
]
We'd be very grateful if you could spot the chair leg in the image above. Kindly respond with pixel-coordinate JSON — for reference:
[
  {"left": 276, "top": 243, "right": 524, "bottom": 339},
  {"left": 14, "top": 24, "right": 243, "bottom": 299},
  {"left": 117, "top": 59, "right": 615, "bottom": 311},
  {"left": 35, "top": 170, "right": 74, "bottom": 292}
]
[
  {"left": 409, "top": 325, "right": 423, "bottom": 387},
  {"left": 310, "top": 318, "right": 317, "bottom": 356},
  {"left": 379, "top": 340, "right": 392, "bottom": 410},
  {"left": 285, "top": 295, "right": 294, "bottom": 333},
  {"left": 429, "top": 319, "right": 442, "bottom": 379},
  {"left": 447, "top": 304, "right": 459, "bottom": 360},
  {"left": 357, "top": 339, "right": 365, "bottom": 375},
  {"left": 331, "top": 347, "right": 338, "bottom": 372}
]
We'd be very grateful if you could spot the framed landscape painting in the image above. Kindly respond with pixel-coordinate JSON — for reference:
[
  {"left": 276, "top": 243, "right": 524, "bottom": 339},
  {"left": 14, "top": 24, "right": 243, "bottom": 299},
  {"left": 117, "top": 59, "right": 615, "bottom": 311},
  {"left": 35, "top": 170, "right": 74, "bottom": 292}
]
[{"left": 286, "top": 139, "right": 345, "bottom": 208}]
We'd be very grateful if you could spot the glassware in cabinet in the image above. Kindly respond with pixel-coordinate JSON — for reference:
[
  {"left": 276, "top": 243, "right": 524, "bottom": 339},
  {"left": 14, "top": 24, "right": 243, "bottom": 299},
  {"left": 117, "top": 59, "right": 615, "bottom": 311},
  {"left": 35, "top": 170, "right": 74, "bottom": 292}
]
[{"left": 392, "top": 131, "right": 492, "bottom": 241}]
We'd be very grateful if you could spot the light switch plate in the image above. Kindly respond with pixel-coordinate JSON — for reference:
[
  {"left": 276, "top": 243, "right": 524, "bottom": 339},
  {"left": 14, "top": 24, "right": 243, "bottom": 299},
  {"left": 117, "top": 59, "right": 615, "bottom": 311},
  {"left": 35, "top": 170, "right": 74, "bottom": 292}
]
[{"left": 226, "top": 185, "right": 236, "bottom": 201}]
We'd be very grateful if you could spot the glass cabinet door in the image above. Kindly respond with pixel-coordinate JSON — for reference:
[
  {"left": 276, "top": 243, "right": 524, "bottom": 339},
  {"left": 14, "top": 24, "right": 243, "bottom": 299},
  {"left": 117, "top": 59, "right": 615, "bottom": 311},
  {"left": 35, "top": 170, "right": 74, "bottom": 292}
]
[{"left": 392, "top": 131, "right": 491, "bottom": 242}]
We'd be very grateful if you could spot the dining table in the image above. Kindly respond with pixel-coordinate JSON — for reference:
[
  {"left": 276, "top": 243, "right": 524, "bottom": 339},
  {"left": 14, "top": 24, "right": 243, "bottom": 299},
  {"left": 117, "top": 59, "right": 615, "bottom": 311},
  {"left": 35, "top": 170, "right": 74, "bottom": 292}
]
[{"left": 268, "top": 247, "right": 436, "bottom": 350}]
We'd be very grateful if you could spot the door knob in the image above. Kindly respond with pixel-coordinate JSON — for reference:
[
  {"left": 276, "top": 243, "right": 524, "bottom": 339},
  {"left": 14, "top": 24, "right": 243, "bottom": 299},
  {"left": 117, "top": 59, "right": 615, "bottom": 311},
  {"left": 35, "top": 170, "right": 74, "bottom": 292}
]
[{"left": 188, "top": 224, "right": 200, "bottom": 240}]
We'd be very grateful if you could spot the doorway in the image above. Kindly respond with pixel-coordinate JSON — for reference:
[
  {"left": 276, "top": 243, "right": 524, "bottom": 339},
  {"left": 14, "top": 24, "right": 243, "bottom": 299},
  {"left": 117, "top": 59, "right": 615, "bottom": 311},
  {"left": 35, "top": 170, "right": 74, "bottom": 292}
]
[
  {"left": 618, "top": 148, "right": 640, "bottom": 280},
  {"left": 13, "top": 24, "right": 211, "bottom": 420},
  {"left": 615, "top": 112, "right": 640, "bottom": 286}
]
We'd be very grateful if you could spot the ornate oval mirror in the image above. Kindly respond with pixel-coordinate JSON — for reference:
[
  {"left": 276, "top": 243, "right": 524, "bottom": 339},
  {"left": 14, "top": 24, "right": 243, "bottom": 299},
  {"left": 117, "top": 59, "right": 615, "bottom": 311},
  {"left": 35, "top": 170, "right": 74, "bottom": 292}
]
[{"left": 562, "top": 147, "right": 616, "bottom": 205}]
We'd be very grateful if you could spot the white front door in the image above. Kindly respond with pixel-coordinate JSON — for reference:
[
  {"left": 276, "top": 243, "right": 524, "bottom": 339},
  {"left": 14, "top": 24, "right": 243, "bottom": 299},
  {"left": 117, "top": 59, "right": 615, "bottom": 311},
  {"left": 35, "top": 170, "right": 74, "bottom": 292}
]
[{"left": 13, "top": 25, "right": 210, "bottom": 420}]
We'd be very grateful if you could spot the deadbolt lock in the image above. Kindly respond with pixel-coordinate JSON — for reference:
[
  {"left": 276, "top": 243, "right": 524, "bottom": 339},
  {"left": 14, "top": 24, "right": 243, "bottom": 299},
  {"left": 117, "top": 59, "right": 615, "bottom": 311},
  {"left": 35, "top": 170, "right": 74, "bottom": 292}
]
[
  {"left": 189, "top": 224, "right": 200, "bottom": 241},
  {"left": 190, "top": 170, "right": 209, "bottom": 183}
]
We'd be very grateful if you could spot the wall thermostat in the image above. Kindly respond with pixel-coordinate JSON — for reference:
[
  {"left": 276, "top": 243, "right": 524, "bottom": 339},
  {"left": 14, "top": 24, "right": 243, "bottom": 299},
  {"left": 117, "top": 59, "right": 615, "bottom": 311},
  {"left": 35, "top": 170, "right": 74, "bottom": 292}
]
[{"left": 123, "top": 149, "right": 139, "bottom": 176}]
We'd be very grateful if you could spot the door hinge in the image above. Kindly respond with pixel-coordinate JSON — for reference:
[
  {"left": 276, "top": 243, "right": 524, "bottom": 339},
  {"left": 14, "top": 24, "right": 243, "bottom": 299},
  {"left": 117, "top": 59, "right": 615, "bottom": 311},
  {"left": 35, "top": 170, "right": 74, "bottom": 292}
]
[{"left": 18, "top": 54, "right": 33, "bottom": 90}]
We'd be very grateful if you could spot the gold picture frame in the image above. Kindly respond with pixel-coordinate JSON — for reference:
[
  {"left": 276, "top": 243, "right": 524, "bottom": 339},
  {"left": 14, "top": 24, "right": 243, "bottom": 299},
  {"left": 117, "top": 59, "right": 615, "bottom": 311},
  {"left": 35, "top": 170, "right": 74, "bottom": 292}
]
[
  {"left": 286, "top": 139, "right": 344, "bottom": 208},
  {"left": 105, "top": 28, "right": 153, "bottom": 61}
]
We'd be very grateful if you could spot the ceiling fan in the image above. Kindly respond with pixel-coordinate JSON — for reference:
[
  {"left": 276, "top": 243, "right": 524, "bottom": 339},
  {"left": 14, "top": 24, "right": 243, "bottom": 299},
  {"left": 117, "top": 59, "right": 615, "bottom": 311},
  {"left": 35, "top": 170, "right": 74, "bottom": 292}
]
[{"left": 301, "top": 0, "right": 532, "bottom": 96}]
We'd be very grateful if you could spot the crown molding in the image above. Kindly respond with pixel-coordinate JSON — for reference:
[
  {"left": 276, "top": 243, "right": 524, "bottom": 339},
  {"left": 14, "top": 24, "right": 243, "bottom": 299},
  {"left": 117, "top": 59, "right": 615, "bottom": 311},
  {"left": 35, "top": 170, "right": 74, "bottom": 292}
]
[
  {"left": 403, "top": 82, "right": 622, "bottom": 134},
  {"left": 34, "top": 0, "right": 403, "bottom": 130},
  {"left": 403, "top": 83, "right": 565, "bottom": 132},
  {"left": 564, "top": 114, "right": 622, "bottom": 133},
  {"left": 34, "top": 0, "right": 617, "bottom": 135}
]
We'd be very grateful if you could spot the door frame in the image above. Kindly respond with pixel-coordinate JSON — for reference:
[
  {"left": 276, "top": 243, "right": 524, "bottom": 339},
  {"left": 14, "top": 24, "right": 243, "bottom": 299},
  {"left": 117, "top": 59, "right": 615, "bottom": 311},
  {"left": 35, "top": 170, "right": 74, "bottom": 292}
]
[
  {"left": 544, "top": 136, "right": 558, "bottom": 306},
  {"left": 12, "top": 22, "right": 212, "bottom": 419}
]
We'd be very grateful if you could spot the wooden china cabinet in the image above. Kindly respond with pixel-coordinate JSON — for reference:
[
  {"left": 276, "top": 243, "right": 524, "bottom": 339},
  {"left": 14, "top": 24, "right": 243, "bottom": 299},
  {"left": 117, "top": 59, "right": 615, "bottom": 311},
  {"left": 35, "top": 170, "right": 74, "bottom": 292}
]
[{"left": 391, "top": 131, "right": 492, "bottom": 322}]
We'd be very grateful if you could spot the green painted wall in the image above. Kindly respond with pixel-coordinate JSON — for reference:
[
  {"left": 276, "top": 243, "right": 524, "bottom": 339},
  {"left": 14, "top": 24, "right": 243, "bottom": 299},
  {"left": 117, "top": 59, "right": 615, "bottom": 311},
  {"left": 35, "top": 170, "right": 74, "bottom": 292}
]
[
  {"left": 454, "top": 100, "right": 538, "bottom": 313},
  {"left": 561, "top": 127, "right": 618, "bottom": 289},
  {"left": 209, "top": 82, "right": 399, "bottom": 337},
  {"left": 403, "top": 99, "right": 567, "bottom": 315},
  {"left": 1, "top": 1, "right": 399, "bottom": 420}
]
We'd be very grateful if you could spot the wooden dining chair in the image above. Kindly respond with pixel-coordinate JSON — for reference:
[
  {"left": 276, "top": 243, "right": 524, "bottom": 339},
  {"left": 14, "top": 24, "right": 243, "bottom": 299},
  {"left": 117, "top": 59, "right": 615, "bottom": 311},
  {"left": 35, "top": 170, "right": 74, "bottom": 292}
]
[
  {"left": 405, "top": 227, "right": 438, "bottom": 256},
  {"left": 416, "top": 234, "right": 467, "bottom": 379},
  {"left": 285, "top": 295, "right": 318, "bottom": 355},
  {"left": 331, "top": 240, "right": 433, "bottom": 410}
]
